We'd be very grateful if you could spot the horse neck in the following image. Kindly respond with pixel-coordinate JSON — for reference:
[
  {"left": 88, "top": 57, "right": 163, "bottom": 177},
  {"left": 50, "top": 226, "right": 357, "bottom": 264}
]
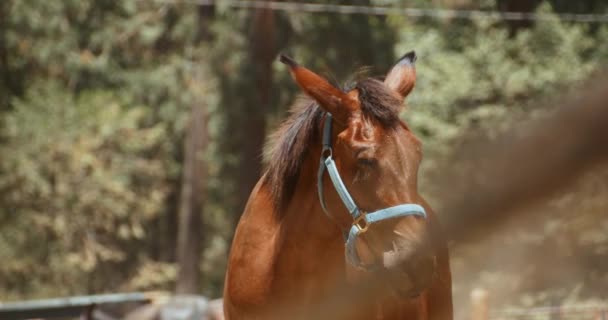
[{"left": 275, "top": 143, "right": 346, "bottom": 265}]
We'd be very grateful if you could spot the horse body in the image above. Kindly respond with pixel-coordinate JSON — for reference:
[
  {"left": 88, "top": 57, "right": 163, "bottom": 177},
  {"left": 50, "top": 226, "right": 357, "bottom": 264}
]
[{"left": 224, "top": 52, "right": 453, "bottom": 319}]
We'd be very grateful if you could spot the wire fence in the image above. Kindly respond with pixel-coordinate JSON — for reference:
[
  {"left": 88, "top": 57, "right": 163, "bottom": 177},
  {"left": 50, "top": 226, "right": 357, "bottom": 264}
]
[
  {"left": 492, "top": 305, "right": 608, "bottom": 320},
  {"left": 142, "top": 0, "right": 608, "bottom": 23}
]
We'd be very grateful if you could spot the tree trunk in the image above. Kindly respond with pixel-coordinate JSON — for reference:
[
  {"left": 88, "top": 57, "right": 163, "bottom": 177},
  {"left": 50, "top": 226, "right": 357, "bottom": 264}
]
[
  {"left": 0, "top": 0, "right": 11, "bottom": 110},
  {"left": 176, "top": 101, "right": 207, "bottom": 294},
  {"left": 497, "top": 0, "right": 540, "bottom": 34},
  {"left": 175, "top": 3, "right": 214, "bottom": 295},
  {"left": 233, "top": 6, "right": 277, "bottom": 225}
]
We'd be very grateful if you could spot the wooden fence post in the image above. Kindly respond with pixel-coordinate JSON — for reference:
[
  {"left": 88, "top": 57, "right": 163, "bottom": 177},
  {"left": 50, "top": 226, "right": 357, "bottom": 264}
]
[
  {"left": 471, "top": 288, "right": 489, "bottom": 320},
  {"left": 550, "top": 298, "right": 561, "bottom": 320}
]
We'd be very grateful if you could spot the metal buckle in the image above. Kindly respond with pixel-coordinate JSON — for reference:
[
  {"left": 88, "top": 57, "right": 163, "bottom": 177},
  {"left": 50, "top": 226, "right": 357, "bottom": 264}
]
[
  {"left": 353, "top": 213, "right": 369, "bottom": 233},
  {"left": 321, "top": 146, "right": 332, "bottom": 159}
]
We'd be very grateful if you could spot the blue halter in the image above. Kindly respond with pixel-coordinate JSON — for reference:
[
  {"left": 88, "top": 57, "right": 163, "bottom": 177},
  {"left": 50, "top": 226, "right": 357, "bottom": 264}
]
[{"left": 317, "top": 114, "right": 427, "bottom": 270}]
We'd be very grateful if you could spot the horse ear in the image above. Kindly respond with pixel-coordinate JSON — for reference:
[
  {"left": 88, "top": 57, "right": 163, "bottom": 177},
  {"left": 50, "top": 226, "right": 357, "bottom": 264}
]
[
  {"left": 384, "top": 51, "right": 417, "bottom": 102},
  {"left": 280, "top": 54, "right": 355, "bottom": 123}
]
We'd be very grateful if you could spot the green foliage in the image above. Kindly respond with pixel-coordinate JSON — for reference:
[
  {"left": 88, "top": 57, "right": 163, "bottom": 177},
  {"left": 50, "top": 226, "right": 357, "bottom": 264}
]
[
  {"left": 392, "top": 3, "right": 604, "bottom": 175},
  {"left": 0, "top": 84, "right": 172, "bottom": 297},
  {"left": 0, "top": 0, "right": 212, "bottom": 299}
]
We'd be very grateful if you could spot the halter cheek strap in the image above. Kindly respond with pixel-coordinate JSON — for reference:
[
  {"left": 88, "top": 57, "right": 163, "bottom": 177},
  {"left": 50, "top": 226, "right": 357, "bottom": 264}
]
[{"left": 317, "top": 114, "right": 427, "bottom": 270}]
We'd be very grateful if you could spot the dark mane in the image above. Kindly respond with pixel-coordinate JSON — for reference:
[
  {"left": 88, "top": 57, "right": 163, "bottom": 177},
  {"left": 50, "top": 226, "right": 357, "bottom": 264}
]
[{"left": 262, "top": 78, "right": 402, "bottom": 213}]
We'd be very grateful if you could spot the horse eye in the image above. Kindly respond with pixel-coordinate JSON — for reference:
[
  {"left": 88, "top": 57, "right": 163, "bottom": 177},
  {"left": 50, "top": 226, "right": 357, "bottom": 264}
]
[{"left": 357, "top": 157, "right": 378, "bottom": 168}]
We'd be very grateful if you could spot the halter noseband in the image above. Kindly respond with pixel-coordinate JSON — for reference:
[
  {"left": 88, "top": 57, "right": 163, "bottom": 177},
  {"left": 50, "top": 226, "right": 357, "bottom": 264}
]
[{"left": 317, "top": 113, "right": 427, "bottom": 270}]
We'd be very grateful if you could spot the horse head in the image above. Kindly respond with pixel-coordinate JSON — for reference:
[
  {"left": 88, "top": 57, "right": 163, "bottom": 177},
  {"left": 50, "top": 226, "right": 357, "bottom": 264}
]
[{"left": 280, "top": 52, "right": 436, "bottom": 298}]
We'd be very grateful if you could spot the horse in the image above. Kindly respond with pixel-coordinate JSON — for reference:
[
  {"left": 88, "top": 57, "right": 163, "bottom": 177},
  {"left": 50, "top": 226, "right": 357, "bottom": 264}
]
[{"left": 223, "top": 51, "right": 452, "bottom": 319}]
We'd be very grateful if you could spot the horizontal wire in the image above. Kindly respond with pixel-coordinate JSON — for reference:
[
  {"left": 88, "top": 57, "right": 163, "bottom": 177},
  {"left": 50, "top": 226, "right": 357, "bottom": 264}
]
[
  {"left": 493, "top": 304, "right": 608, "bottom": 316},
  {"left": 141, "top": 0, "right": 608, "bottom": 23}
]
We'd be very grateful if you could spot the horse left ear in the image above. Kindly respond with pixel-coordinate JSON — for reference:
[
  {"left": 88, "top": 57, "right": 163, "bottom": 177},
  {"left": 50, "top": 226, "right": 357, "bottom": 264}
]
[
  {"left": 384, "top": 51, "right": 417, "bottom": 102},
  {"left": 279, "top": 54, "right": 356, "bottom": 124}
]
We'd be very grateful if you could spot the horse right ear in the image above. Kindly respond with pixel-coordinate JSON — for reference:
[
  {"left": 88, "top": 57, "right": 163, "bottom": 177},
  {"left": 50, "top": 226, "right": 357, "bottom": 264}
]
[
  {"left": 384, "top": 51, "right": 417, "bottom": 102},
  {"left": 280, "top": 54, "right": 356, "bottom": 124}
]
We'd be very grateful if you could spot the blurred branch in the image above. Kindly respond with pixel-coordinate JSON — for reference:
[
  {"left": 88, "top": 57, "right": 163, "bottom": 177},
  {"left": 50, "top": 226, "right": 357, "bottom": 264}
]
[{"left": 441, "top": 71, "right": 608, "bottom": 243}]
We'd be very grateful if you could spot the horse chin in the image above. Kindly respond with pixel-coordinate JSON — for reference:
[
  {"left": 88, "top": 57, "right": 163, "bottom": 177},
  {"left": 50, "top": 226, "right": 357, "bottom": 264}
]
[
  {"left": 382, "top": 249, "right": 436, "bottom": 299},
  {"left": 386, "top": 269, "right": 432, "bottom": 300},
  {"left": 382, "top": 267, "right": 427, "bottom": 299}
]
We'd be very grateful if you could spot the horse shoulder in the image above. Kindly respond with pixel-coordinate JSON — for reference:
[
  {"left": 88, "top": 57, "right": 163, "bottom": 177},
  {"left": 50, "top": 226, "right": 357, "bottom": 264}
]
[{"left": 224, "top": 180, "right": 281, "bottom": 315}]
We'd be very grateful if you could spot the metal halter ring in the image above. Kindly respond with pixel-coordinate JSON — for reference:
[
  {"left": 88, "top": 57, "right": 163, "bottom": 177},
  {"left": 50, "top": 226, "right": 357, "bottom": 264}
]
[{"left": 353, "top": 213, "right": 369, "bottom": 233}]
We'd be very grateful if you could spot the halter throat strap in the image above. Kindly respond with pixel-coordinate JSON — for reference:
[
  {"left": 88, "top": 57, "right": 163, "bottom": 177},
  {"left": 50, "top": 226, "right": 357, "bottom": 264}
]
[{"left": 316, "top": 113, "right": 427, "bottom": 270}]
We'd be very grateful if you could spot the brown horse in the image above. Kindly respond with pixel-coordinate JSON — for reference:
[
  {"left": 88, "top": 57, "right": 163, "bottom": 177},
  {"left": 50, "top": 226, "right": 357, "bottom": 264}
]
[{"left": 223, "top": 52, "right": 452, "bottom": 319}]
